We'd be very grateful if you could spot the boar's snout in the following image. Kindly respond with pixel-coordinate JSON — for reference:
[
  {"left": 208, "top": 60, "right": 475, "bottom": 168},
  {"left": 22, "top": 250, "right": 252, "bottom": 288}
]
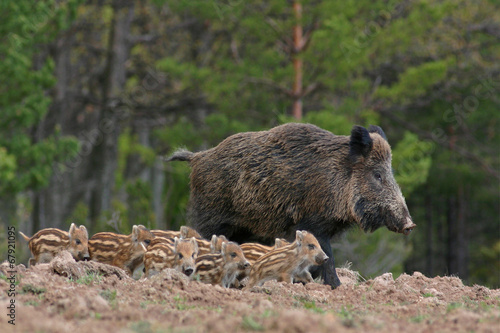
[
  {"left": 184, "top": 267, "right": 194, "bottom": 276},
  {"left": 400, "top": 217, "right": 416, "bottom": 235},
  {"left": 402, "top": 224, "right": 416, "bottom": 235}
]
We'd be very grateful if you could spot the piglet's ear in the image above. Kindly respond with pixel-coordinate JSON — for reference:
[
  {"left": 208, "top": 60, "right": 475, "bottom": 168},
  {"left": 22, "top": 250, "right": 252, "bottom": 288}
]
[
  {"left": 368, "top": 125, "right": 388, "bottom": 142},
  {"left": 349, "top": 125, "right": 373, "bottom": 161},
  {"left": 180, "top": 226, "right": 188, "bottom": 239},
  {"left": 132, "top": 225, "right": 139, "bottom": 241},
  {"left": 191, "top": 237, "right": 199, "bottom": 253},
  {"left": 68, "top": 223, "right": 76, "bottom": 241},
  {"left": 210, "top": 235, "right": 217, "bottom": 253},
  {"left": 296, "top": 230, "right": 304, "bottom": 245},
  {"left": 79, "top": 225, "right": 88, "bottom": 238}
]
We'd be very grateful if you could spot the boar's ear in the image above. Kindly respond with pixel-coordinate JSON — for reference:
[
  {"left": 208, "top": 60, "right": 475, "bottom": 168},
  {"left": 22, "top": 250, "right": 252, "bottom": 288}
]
[
  {"left": 349, "top": 125, "right": 373, "bottom": 161},
  {"left": 368, "top": 125, "right": 388, "bottom": 142},
  {"left": 174, "top": 236, "right": 179, "bottom": 250}
]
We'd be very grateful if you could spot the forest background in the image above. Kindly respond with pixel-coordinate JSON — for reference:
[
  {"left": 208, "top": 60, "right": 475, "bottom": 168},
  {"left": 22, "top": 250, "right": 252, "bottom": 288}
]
[{"left": 0, "top": 0, "right": 498, "bottom": 288}]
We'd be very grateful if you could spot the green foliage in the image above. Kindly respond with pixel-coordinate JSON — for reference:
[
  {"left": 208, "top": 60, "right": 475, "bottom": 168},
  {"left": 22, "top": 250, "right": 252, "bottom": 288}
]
[
  {"left": 150, "top": 0, "right": 499, "bottom": 287},
  {"left": 204, "top": 114, "right": 255, "bottom": 144},
  {"left": 392, "top": 132, "right": 434, "bottom": 196},
  {"left": 24, "top": 300, "right": 40, "bottom": 307},
  {"left": 154, "top": 117, "right": 204, "bottom": 151},
  {"left": 295, "top": 297, "right": 326, "bottom": 314},
  {"left": 126, "top": 179, "right": 156, "bottom": 229},
  {"left": 333, "top": 228, "right": 412, "bottom": 279},
  {"left": 0, "top": 0, "right": 81, "bottom": 196},
  {"left": 21, "top": 284, "right": 46, "bottom": 295},
  {"left": 156, "top": 57, "right": 211, "bottom": 88},
  {"left": 0, "top": 148, "right": 16, "bottom": 190},
  {"left": 280, "top": 110, "right": 353, "bottom": 136},
  {"left": 241, "top": 315, "right": 264, "bottom": 331},
  {"left": 172, "top": 294, "right": 193, "bottom": 311},
  {"left": 117, "top": 129, "right": 157, "bottom": 189},
  {"left": 66, "top": 201, "right": 89, "bottom": 227},
  {"left": 100, "top": 289, "right": 118, "bottom": 309},
  {"left": 71, "top": 271, "right": 103, "bottom": 285},
  {"left": 129, "top": 321, "right": 153, "bottom": 333},
  {"left": 471, "top": 241, "right": 500, "bottom": 288},
  {"left": 375, "top": 60, "right": 451, "bottom": 104},
  {"left": 410, "top": 314, "right": 428, "bottom": 323},
  {"left": 337, "top": 305, "right": 357, "bottom": 328},
  {"left": 1, "top": 0, "right": 497, "bottom": 290}
]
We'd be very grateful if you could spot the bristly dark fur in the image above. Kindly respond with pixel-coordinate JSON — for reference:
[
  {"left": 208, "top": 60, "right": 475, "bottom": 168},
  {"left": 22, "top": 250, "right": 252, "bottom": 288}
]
[
  {"left": 168, "top": 123, "right": 414, "bottom": 288},
  {"left": 349, "top": 125, "right": 373, "bottom": 161},
  {"left": 368, "top": 125, "right": 387, "bottom": 141}
]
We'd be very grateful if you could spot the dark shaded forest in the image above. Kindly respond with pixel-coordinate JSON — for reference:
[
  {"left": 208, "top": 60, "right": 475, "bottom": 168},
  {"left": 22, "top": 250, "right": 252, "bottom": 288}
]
[{"left": 0, "top": 0, "right": 498, "bottom": 288}]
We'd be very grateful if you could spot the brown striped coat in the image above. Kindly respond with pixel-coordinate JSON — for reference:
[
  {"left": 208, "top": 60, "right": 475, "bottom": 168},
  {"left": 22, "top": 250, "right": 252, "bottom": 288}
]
[
  {"left": 192, "top": 242, "right": 250, "bottom": 288},
  {"left": 88, "top": 225, "right": 154, "bottom": 275},
  {"left": 19, "top": 223, "right": 89, "bottom": 267},
  {"left": 240, "top": 238, "right": 290, "bottom": 265},
  {"left": 245, "top": 230, "right": 328, "bottom": 289},
  {"left": 143, "top": 237, "right": 198, "bottom": 278},
  {"left": 151, "top": 225, "right": 202, "bottom": 240}
]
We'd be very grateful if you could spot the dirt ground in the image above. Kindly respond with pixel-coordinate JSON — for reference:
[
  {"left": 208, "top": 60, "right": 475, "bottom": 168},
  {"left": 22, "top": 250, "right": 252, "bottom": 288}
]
[{"left": 1, "top": 251, "right": 499, "bottom": 333}]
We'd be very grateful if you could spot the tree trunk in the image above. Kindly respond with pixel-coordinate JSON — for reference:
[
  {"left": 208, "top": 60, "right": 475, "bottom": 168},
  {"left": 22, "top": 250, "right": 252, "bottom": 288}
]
[
  {"left": 33, "top": 33, "right": 75, "bottom": 230},
  {"left": 446, "top": 185, "right": 468, "bottom": 281},
  {"left": 292, "top": 0, "right": 303, "bottom": 120},
  {"left": 89, "top": 0, "right": 135, "bottom": 227},
  {"left": 425, "top": 192, "right": 434, "bottom": 276},
  {"left": 152, "top": 157, "right": 165, "bottom": 229}
]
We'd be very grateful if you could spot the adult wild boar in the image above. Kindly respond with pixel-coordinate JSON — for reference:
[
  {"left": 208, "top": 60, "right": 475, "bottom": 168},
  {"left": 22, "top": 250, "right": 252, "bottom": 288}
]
[{"left": 167, "top": 123, "right": 415, "bottom": 288}]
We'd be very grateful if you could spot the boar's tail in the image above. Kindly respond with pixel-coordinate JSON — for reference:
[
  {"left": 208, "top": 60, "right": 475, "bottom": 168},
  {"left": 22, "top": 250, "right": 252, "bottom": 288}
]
[
  {"left": 19, "top": 231, "right": 31, "bottom": 242},
  {"left": 164, "top": 149, "right": 194, "bottom": 162}
]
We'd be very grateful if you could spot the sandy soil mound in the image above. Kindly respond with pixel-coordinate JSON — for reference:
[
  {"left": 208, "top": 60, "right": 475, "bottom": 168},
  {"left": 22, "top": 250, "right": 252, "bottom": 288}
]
[{"left": 1, "top": 252, "right": 498, "bottom": 333}]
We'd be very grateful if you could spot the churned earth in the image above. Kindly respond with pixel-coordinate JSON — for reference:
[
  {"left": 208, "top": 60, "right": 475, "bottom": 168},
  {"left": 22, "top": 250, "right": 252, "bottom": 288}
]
[{"left": 1, "top": 251, "right": 499, "bottom": 333}]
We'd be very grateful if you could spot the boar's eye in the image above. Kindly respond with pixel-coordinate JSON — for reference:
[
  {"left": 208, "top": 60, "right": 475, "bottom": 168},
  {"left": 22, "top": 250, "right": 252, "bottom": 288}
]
[
  {"left": 308, "top": 244, "right": 315, "bottom": 250},
  {"left": 178, "top": 253, "right": 183, "bottom": 259},
  {"left": 144, "top": 239, "right": 151, "bottom": 245},
  {"left": 76, "top": 239, "right": 81, "bottom": 245},
  {"left": 230, "top": 252, "right": 237, "bottom": 258},
  {"left": 374, "top": 172, "right": 382, "bottom": 182},
  {"left": 192, "top": 253, "right": 195, "bottom": 258}
]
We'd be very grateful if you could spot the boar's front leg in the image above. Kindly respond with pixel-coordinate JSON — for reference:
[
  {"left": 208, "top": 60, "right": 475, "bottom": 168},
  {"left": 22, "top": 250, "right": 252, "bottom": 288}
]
[{"left": 311, "top": 236, "right": 341, "bottom": 288}]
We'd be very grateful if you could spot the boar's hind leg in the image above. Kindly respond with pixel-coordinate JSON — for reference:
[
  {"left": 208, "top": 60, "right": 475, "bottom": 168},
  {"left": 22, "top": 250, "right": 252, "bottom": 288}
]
[{"left": 311, "top": 237, "right": 341, "bottom": 288}]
